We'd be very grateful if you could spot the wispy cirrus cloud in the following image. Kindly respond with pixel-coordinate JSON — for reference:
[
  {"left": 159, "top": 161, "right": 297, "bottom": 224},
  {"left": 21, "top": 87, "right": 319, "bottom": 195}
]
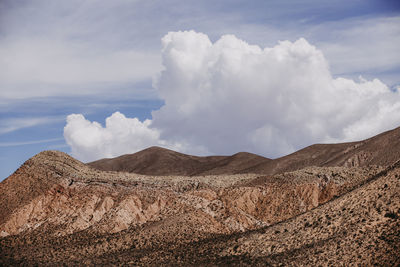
[
  {"left": 0, "top": 138, "right": 64, "bottom": 147},
  {"left": 0, "top": 116, "right": 63, "bottom": 134},
  {"left": 313, "top": 16, "right": 400, "bottom": 79},
  {"left": 0, "top": 0, "right": 162, "bottom": 100},
  {"left": 0, "top": 39, "right": 161, "bottom": 99},
  {"left": 1, "top": 0, "right": 399, "bottom": 102}
]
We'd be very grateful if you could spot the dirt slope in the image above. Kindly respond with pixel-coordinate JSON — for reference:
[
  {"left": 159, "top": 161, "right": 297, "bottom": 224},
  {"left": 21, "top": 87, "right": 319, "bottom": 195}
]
[
  {"left": 2, "top": 151, "right": 379, "bottom": 237},
  {"left": 244, "top": 125, "right": 400, "bottom": 174},
  {"left": 1, "top": 126, "right": 400, "bottom": 265},
  {"left": 1, "top": 151, "right": 398, "bottom": 265},
  {"left": 216, "top": 161, "right": 400, "bottom": 266},
  {"left": 88, "top": 146, "right": 270, "bottom": 176}
]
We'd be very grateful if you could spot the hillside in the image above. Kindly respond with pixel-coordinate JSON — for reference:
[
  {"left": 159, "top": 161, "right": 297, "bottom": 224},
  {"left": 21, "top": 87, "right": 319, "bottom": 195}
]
[
  {"left": 1, "top": 127, "right": 400, "bottom": 265},
  {"left": 245, "top": 126, "right": 400, "bottom": 174},
  {"left": 88, "top": 146, "right": 270, "bottom": 176},
  {"left": 0, "top": 152, "right": 398, "bottom": 265},
  {"left": 88, "top": 126, "right": 400, "bottom": 176}
]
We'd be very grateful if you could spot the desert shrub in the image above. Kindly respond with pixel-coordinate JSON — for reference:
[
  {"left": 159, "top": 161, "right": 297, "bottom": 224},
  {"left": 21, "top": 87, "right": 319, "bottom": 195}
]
[{"left": 384, "top": 212, "right": 398, "bottom": 219}]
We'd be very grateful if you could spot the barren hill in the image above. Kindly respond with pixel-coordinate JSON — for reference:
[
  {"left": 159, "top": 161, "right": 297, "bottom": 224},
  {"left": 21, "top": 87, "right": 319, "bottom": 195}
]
[
  {"left": 88, "top": 146, "right": 270, "bottom": 176},
  {"left": 1, "top": 127, "right": 400, "bottom": 265},
  {"left": 88, "top": 126, "right": 400, "bottom": 176},
  {"left": 245, "top": 126, "right": 400, "bottom": 175}
]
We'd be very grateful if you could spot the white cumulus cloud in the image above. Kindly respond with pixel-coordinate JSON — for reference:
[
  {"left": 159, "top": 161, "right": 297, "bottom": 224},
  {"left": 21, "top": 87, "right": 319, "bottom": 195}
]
[
  {"left": 64, "top": 31, "right": 400, "bottom": 161},
  {"left": 64, "top": 112, "right": 185, "bottom": 162}
]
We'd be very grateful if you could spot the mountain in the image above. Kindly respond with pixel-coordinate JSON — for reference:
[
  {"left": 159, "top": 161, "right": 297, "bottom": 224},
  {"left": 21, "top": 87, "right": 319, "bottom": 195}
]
[
  {"left": 244, "top": 126, "right": 400, "bottom": 175},
  {"left": 1, "top": 127, "right": 400, "bottom": 265},
  {"left": 88, "top": 146, "right": 271, "bottom": 176},
  {"left": 88, "top": 126, "right": 400, "bottom": 176}
]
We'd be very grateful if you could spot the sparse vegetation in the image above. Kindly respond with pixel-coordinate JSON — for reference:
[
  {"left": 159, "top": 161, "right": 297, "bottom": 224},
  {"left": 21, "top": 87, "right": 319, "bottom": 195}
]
[{"left": 1, "top": 127, "right": 400, "bottom": 265}]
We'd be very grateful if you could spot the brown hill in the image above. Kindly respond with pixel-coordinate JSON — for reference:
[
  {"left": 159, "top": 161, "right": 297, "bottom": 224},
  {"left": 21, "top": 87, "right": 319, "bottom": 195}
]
[
  {"left": 0, "top": 151, "right": 90, "bottom": 229},
  {"left": 0, "top": 150, "right": 398, "bottom": 265},
  {"left": 88, "top": 146, "right": 270, "bottom": 176},
  {"left": 1, "top": 126, "right": 400, "bottom": 265},
  {"left": 244, "top": 125, "right": 400, "bottom": 175},
  {"left": 88, "top": 126, "right": 400, "bottom": 176}
]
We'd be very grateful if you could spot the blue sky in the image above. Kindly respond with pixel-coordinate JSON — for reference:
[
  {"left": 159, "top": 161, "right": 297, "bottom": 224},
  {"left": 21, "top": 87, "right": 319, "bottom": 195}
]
[{"left": 1, "top": 0, "right": 400, "bottom": 180}]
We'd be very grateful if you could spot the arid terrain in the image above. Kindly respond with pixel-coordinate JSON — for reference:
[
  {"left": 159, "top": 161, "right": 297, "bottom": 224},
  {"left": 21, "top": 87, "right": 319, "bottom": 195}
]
[{"left": 1, "top": 127, "right": 400, "bottom": 265}]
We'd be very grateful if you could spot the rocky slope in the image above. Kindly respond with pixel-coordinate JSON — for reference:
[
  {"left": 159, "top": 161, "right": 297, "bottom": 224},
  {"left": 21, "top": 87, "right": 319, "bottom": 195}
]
[
  {"left": 1, "top": 153, "right": 398, "bottom": 265},
  {"left": 1, "top": 127, "right": 400, "bottom": 265},
  {"left": 1, "top": 151, "right": 382, "bottom": 238},
  {"left": 218, "top": 161, "right": 400, "bottom": 266}
]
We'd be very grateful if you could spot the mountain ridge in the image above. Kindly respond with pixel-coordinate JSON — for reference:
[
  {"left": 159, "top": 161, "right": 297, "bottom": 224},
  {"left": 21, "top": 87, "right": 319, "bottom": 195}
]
[
  {"left": 88, "top": 126, "right": 400, "bottom": 176},
  {"left": 88, "top": 146, "right": 271, "bottom": 176},
  {"left": 1, "top": 126, "right": 399, "bottom": 265}
]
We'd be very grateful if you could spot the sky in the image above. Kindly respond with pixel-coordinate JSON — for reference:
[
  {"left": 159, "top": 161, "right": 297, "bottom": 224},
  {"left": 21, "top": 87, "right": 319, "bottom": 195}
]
[{"left": 1, "top": 0, "right": 400, "bottom": 180}]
